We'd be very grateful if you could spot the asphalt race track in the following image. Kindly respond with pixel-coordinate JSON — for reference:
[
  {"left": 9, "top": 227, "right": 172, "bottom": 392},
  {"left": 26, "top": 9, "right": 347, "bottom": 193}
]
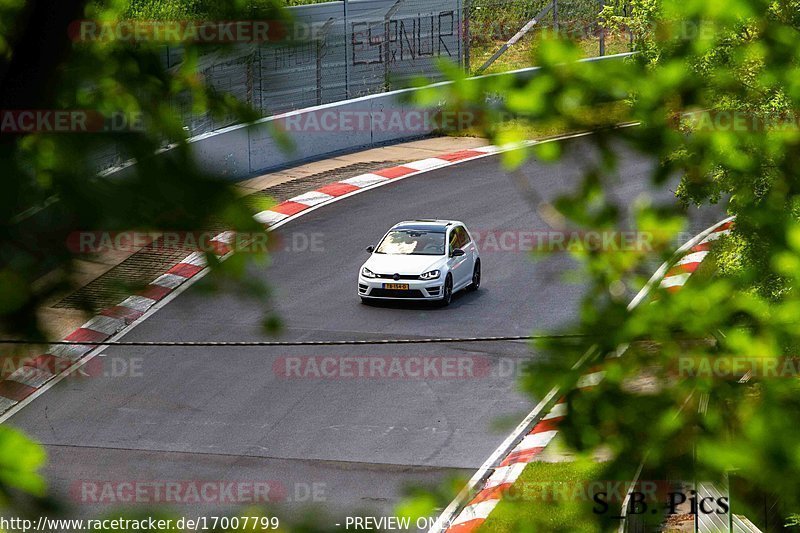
[{"left": 9, "top": 137, "right": 724, "bottom": 527}]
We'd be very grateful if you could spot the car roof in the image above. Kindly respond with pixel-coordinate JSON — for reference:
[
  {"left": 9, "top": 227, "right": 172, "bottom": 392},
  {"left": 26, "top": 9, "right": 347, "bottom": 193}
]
[{"left": 392, "top": 219, "right": 463, "bottom": 232}]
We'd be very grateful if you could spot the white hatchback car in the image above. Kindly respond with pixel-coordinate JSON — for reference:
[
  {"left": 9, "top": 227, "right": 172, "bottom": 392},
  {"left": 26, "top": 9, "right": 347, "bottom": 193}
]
[{"left": 358, "top": 220, "right": 481, "bottom": 306}]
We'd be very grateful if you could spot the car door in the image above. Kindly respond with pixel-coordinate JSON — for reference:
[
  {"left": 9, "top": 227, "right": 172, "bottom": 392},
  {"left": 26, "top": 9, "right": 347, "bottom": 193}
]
[
  {"left": 448, "top": 226, "right": 471, "bottom": 288},
  {"left": 455, "top": 226, "right": 476, "bottom": 287},
  {"left": 459, "top": 226, "right": 478, "bottom": 282}
]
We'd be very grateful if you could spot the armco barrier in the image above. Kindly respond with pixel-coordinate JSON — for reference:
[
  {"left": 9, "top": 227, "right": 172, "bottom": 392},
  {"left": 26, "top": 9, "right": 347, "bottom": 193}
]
[{"left": 104, "top": 53, "right": 634, "bottom": 181}]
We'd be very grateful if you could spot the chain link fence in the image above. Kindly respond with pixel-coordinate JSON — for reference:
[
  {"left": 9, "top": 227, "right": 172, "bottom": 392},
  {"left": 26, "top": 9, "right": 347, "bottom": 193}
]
[
  {"left": 93, "top": 0, "right": 466, "bottom": 171},
  {"left": 168, "top": 0, "right": 618, "bottom": 136},
  {"left": 467, "top": 0, "right": 630, "bottom": 73},
  {"left": 468, "top": 0, "right": 603, "bottom": 41},
  {"left": 168, "top": 0, "right": 465, "bottom": 136},
  {"left": 94, "top": 0, "right": 625, "bottom": 172}
]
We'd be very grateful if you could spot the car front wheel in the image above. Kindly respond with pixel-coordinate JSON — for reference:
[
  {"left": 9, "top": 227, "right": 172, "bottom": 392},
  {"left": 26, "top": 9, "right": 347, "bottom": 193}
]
[
  {"left": 468, "top": 260, "right": 481, "bottom": 291},
  {"left": 439, "top": 275, "right": 453, "bottom": 307}
]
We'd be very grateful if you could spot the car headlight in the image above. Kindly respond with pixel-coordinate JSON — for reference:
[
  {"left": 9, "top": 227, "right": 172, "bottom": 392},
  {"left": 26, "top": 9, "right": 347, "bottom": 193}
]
[
  {"left": 361, "top": 267, "right": 378, "bottom": 278},
  {"left": 420, "top": 269, "right": 440, "bottom": 280}
]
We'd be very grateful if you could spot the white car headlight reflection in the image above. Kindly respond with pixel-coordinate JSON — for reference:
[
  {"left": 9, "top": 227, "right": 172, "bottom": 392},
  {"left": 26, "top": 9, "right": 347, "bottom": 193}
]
[{"left": 419, "top": 269, "right": 440, "bottom": 280}]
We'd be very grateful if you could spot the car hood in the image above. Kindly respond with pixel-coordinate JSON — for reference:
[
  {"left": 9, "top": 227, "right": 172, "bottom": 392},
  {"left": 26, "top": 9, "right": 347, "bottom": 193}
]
[{"left": 362, "top": 254, "right": 445, "bottom": 275}]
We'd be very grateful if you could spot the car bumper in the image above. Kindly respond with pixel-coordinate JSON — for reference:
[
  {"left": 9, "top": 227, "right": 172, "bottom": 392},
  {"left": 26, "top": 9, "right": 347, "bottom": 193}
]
[{"left": 358, "top": 276, "right": 444, "bottom": 300}]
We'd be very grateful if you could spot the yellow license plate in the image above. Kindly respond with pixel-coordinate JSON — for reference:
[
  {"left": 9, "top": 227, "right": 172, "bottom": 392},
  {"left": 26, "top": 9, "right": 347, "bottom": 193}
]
[{"left": 384, "top": 283, "right": 409, "bottom": 290}]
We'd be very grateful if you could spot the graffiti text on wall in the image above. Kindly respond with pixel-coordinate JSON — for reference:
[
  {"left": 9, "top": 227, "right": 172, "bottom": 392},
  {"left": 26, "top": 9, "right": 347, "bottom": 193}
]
[{"left": 351, "top": 11, "right": 455, "bottom": 65}]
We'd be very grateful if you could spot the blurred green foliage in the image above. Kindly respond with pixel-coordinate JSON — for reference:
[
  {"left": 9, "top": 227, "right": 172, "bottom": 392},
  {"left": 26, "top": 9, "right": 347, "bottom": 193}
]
[
  {"left": 407, "top": 0, "right": 800, "bottom": 528},
  {"left": 117, "top": 0, "right": 289, "bottom": 19},
  {"left": 0, "top": 0, "right": 290, "bottom": 520},
  {"left": 4, "top": 0, "right": 800, "bottom": 529},
  {"left": 2, "top": 0, "right": 286, "bottom": 341}
]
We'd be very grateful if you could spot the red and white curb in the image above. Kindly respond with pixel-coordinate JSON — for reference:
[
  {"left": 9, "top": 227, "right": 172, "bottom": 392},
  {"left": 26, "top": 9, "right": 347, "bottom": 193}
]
[
  {"left": 658, "top": 219, "right": 733, "bottom": 292},
  {"left": 0, "top": 141, "right": 552, "bottom": 421},
  {"left": 251, "top": 147, "right": 503, "bottom": 227},
  {"left": 434, "top": 216, "right": 736, "bottom": 533},
  {"left": 0, "top": 249, "right": 212, "bottom": 415}
]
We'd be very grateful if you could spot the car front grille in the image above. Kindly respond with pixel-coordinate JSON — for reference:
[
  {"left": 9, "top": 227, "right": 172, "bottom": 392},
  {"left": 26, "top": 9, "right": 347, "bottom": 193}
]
[
  {"left": 369, "top": 289, "right": 425, "bottom": 298},
  {"left": 375, "top": 273, "right": 421, "bottom": 280}
]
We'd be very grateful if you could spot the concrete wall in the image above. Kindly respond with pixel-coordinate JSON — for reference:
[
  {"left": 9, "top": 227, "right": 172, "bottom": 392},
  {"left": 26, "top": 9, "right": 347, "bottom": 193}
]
[{"left": 105, "top": 53, "right": 634, "bottom": 181}]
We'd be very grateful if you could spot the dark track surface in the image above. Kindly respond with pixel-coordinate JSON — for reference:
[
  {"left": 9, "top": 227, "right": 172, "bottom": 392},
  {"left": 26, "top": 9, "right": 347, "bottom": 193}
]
[{"left": 9, "top": 138, "right": 724, "bottom": 526}]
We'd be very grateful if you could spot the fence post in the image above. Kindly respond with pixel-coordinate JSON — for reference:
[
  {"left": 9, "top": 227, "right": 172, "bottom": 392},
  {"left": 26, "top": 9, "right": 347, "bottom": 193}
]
[
  {"left": 384, "top": 0, "right": 404, "bottom": 91},
  {"left": 246, "top": 48, "right": 254, "bottom": 109},
  {"left": 553, "top": 0, "right": 558, "bottom": 33},
  {"left": 599, "top": 0, "right": 605, "bottom": 56},
  {"left": 316, "top": 40, "right": 323, "bottom": 105},
  {"left": 463, "top": 0, "right": 470, "bottom": 73},
  {"left": 256, "top": 45, "right": 263, "bottom": 115},
  {"left": 315, "top": 18, "right": 335, "bottom": 106},
  {"left": 598, "top": 0, "right": 606, "bottom": 57},
  {"left": 343, "top": 0, "right": 350, "bottom": 98},
  {"left": 384, "top": 17, "right": 390, "bottom": 91},
  {"left": 626, "top": 1, "right": 634, "bottom": 51}
]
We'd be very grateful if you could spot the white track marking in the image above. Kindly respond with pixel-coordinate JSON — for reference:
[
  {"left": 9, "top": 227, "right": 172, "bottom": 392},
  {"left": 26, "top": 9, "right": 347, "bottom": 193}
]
[
  {"left": 0, "top": 127, "right": 638, "bottom": 428},
  {"left": 340, "top": 173, "right": 390, "bottom": 188},
  {"left": 289, "top": 190, "right": 335, "bottom": 206},
  {"left": 254, "top": 210, "right": 288, "bottom": 226}
]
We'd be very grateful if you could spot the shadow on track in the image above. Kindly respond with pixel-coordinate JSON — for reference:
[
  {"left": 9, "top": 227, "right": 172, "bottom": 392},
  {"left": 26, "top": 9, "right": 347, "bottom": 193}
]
[{"left": 359, "top": 289, "right": 482, "bottom": 310}]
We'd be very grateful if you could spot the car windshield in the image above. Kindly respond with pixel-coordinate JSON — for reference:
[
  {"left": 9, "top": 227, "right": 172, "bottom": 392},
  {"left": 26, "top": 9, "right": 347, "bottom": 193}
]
[{"left": 375, "top": 230, "right": 446, "bottom": 256}]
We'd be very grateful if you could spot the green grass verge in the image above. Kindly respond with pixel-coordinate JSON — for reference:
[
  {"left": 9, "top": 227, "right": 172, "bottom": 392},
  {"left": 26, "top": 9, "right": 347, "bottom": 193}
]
[
  {"left": 469, "top": 34, "right": 632, "bottom": 76},
  {"left": 442, "top": 101, "right": 634, "bottom": 141},
  {"left": 479, "top": 460, "right": 606, "bottom": 533}
]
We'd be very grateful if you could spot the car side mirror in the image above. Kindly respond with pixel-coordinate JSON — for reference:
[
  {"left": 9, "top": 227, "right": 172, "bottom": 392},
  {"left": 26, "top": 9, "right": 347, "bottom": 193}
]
[
  {"left": 366, "top": 246, "right": 375, "bottom": 253},
  {"left": 451, "top": 248, "right": 465, "bottom": 257}
]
